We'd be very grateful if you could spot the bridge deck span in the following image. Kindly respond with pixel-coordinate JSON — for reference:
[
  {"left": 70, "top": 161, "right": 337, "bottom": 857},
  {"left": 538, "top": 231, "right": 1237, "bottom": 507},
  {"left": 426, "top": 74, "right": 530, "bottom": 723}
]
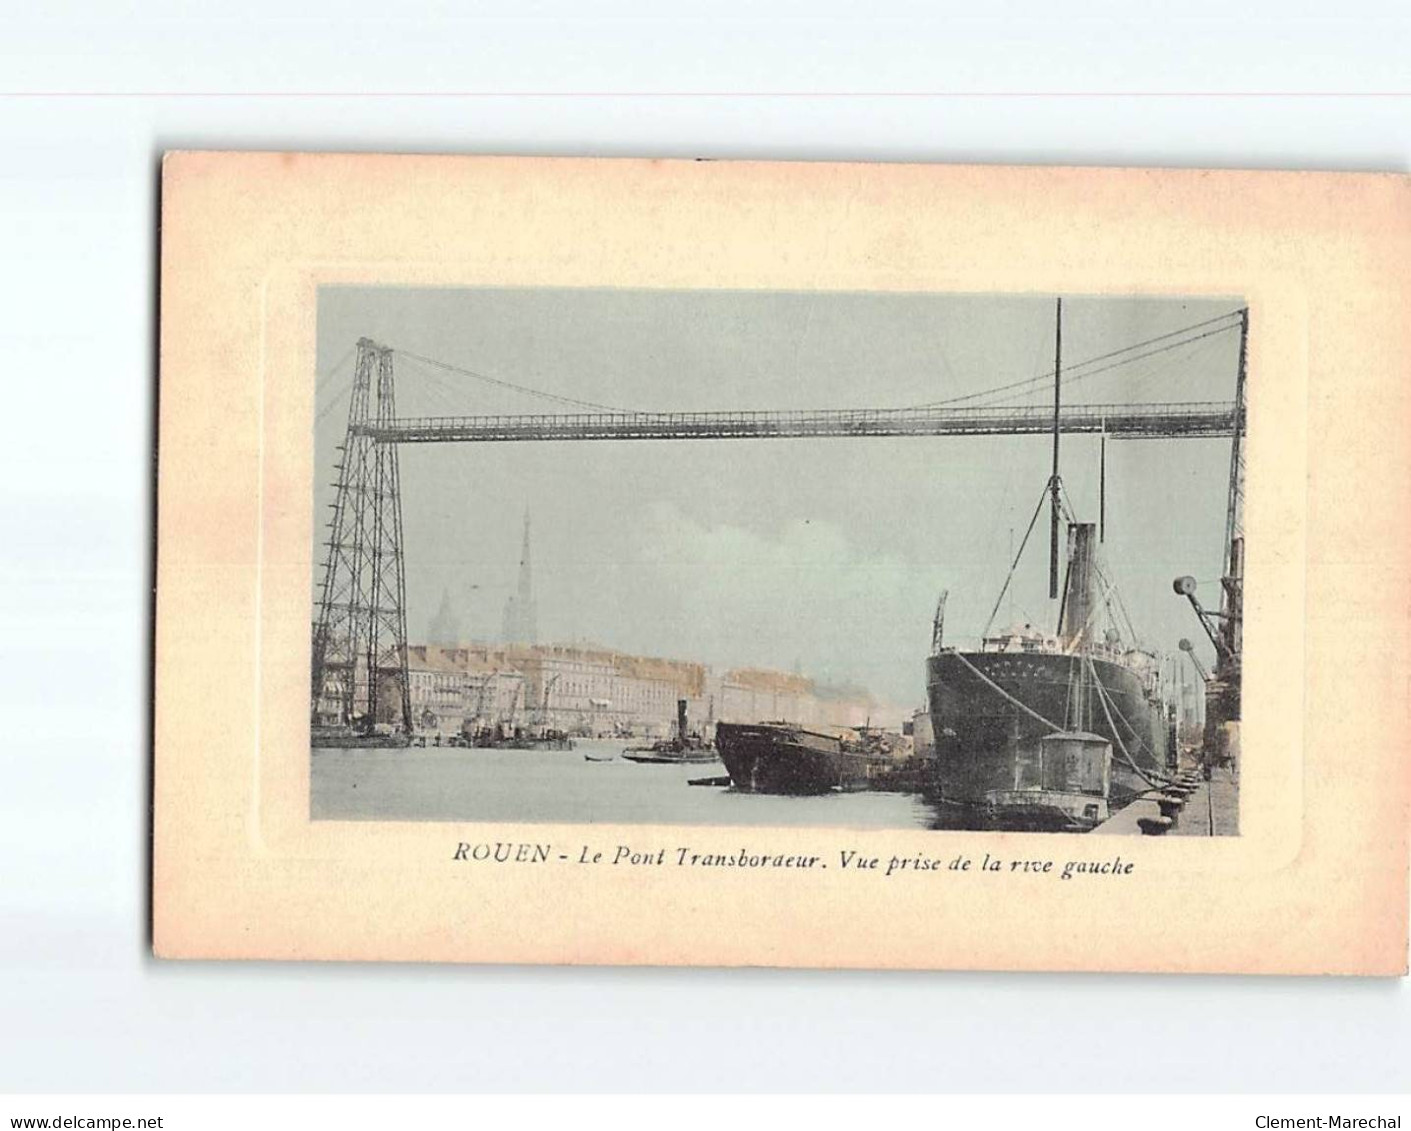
[{"left": 364, "top": 401, "right": 1237, "bottom": 443}]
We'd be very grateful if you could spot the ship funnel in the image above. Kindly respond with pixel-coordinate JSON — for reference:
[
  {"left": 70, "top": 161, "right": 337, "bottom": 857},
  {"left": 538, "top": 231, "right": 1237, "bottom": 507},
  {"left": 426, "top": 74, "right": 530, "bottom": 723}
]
[
  {"left": 1059, "top": 522, "right": 1097, "bottom": 648},
  {"left": 677, "top": 698, "right": 689, "bottom": 741}
]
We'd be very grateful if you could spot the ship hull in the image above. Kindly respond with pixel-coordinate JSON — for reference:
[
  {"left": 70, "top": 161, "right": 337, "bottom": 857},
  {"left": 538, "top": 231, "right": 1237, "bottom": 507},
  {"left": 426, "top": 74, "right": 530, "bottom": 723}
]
[
  {"left": 715, "top": 722, "right": 887, "bottom": 794},
  {"left": 926, "top": 650, "right": 1169, "bottom": 823}
]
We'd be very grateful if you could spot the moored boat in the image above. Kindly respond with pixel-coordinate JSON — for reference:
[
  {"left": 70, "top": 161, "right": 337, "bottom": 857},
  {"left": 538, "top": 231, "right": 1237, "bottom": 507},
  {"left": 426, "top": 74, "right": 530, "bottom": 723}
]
[
  {"left": 463, "top": 722, "right": 575, "bottom": 750},
  {"left": 621, "top": 747, "right": 720, "bottom": 765},
  {"left": 311, "top": 725, "right": 412, "bottom": 749},
  {"left": 927, "top": 523, "right": 1171, "bottom": 830},
  {"left": 715, "top": 721, "right": 896, "bottom": 794},
  {"left": 925, "top": 298, "right": 1174, "bottom": 831},
  {"left": 623, "top": 699, "right": 719, "bottom": 764}
]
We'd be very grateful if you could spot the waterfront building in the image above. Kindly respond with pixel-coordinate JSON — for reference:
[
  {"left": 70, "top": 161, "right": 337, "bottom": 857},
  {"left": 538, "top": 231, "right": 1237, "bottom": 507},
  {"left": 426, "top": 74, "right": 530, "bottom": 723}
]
[
  {"left": 401, "top": 640, "right": 901, "bottom": 738},
  {"left": 512, "top": 645, "right": 704, "bottom": 738},
  {"left": 406, "top": 646, "right": 474, "bottom": 736}
]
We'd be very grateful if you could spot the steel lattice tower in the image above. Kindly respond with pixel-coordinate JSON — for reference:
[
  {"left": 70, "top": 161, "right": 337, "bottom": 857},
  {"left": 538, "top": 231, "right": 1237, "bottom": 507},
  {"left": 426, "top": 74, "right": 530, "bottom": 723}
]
[{"left": 311, "top": 338, "right": 412, "bottom": 734}]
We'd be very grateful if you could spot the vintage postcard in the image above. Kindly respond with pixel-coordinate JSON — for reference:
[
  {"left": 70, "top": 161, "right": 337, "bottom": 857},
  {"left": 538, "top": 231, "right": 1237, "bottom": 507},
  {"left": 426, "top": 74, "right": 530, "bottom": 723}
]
[{"left": 154, "top": 153, "right": 1410, "bottom": 972}]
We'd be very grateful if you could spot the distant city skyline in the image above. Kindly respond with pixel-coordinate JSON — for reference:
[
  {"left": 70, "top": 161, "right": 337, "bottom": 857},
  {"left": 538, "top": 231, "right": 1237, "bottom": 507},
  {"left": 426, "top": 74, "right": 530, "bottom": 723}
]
[{"left": 316, "top": 287, "right": 1242, "bottom": 707}]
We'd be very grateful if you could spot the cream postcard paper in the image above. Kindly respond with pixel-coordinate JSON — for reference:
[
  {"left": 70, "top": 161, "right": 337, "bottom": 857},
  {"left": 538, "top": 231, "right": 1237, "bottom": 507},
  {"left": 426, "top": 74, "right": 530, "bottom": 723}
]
[{"left": 154, "top": 153, "right": 1409, "bottom": 972}]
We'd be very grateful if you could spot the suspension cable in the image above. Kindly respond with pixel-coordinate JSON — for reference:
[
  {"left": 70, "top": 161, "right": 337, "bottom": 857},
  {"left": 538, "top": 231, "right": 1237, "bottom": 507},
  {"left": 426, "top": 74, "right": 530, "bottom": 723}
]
[
  {"left": 907, "top": 309, "right": 1243, "bottom": 410},
  {"left": 315, "top": 343, "right": 356, "bottom": 397},
  {"left": 928, "top": 322, "right": 1238, "bottom": 413},
  {"left": 393, "top": 347, "right": 636, "bottom": 414}
]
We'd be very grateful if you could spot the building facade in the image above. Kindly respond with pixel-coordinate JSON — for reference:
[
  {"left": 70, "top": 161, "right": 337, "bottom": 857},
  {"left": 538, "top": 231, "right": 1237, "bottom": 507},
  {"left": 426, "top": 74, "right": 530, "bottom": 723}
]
[{"left": 402, "top": 641, "right": 901, "bottom": 738}]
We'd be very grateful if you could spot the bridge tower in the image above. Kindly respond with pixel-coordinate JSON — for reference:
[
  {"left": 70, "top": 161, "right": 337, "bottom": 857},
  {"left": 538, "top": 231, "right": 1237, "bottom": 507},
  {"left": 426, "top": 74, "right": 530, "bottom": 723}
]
[{"left": 310, "top": 338, "right": 412, "bottom": 735}]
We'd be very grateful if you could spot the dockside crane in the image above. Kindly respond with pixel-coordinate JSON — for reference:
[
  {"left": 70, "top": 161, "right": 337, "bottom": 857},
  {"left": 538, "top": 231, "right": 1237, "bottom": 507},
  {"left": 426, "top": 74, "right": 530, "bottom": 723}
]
[
  {"left": 538, "top": 673, "right": 562, "bottom": 727},
  {"left": 1172, "top": 307, "right": 1247, "bottom": 769},
  {"left": 1178, "top": 637, "right": 1210, "bottom": 682},
  {"left": 1172, "top": 577, "right": 1235, "bottom": 667},
  {"left": 931, "top": 589, "right": 949, "bottom": 654},
  {"left": 504, "top": 678, "right": 524, "bottom": 727}
]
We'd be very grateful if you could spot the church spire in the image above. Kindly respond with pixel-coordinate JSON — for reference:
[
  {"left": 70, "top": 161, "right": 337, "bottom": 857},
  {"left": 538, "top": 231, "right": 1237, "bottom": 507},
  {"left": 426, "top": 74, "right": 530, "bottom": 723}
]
[
  {"left": 517, "top": 508, "right": 537, "bottom": 643},
  {"left": 501, "top": 507, "right": 538, "bottom": 644},
  {"left": 428, "top": 585, "right": 460, "bottom": 646},
  {"left": 518, "top": 510, "right": 533, "bottom": 598}
]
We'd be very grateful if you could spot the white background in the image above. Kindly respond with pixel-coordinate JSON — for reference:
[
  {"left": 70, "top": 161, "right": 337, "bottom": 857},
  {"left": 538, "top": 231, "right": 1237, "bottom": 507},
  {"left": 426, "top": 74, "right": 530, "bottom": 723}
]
[{"left": 2, "top": 1, "right": 1409, "bottom": 1094}]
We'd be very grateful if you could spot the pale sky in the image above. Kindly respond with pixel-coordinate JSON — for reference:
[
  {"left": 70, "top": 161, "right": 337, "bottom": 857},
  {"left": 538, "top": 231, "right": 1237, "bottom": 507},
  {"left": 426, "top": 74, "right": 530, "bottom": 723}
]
[{"left": 314, "top": 288, "right": 1243, "bottom": 708}]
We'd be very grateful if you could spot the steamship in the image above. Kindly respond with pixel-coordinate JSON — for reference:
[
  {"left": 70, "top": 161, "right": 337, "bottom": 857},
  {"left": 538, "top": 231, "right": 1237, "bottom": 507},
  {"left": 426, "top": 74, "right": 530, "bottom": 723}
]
[
  {"left": 926, "top": 523, "right": 1172, "bottom": 830},
  {"left": 925, "top": 297, "right": 1174, "bottom": 831}
]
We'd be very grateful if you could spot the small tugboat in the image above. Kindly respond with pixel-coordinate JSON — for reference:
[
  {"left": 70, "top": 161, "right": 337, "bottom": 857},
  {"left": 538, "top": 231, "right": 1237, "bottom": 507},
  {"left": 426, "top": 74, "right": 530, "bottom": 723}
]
[{"left": 623, "top": 700, "right": 720, "bottom": 765}]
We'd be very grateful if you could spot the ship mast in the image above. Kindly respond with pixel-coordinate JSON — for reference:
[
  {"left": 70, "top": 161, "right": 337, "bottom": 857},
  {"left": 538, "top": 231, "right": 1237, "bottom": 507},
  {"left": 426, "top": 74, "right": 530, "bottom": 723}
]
[
  {"left": 1099, "top": 416, "right": 1107, "bottom": 543},
  {"left": 1049, "top": 297, "right": 1063, "bottom": 599}
]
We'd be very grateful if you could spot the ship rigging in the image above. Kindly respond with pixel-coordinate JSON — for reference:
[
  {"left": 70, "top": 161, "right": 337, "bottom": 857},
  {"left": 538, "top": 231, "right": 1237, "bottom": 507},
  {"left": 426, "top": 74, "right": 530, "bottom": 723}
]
[{"left": 924, "top": 297, "right": 1216, "bottom": 830}]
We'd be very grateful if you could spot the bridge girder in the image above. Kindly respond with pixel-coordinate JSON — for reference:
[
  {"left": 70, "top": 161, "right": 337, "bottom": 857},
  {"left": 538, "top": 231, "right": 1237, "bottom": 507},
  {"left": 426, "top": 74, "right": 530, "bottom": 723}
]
[{"left": 361, "top": 401, "right": 1237, "bottom": 444}]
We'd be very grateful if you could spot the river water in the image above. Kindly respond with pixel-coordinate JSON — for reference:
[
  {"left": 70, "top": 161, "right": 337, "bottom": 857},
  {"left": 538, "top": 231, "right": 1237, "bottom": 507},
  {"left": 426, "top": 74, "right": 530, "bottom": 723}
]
[{"left": 311, "top": 738, "right": 967, "bottom": 829}]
